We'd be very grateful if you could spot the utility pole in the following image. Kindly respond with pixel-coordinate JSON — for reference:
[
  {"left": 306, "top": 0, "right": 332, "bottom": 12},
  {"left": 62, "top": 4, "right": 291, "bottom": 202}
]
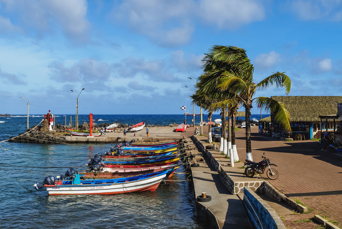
[
  {"left": 193, "top": 102, "right": 195, "bottom": 127},
  {"left": 20, "top": 97, "right": 29, "bottom": 130}
]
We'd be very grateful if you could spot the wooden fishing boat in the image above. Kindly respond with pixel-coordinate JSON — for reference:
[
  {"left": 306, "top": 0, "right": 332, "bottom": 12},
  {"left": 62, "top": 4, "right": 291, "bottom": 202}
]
[
  {"left": 80, "top": 165, "right": 180, "bottom": 179},
  {"left": 120, "top": 144, "right": 175, "bottom": 151},
  {"left": 127, "top": 122, "right": 145, "bottom": 132},
  {"left": 102, "top": 154, "right": 179, "bottom": 162},
  {"left": 101, "top": 163, "right": 179, "bottom": 173},
  {"left": 101, "top": 155, "right": 179, "bottom": 165},
  {"left": 117, "top": 146, "right": 179, "bottom": 155},
  {"left": 66, "top": 129, "right": 101, "bottom": 137},
  {"left": 103, "top": 150, "right": 178, "bottom": 159},
  {"left": 175, "top": 124, "right": 186, "bottom": 132},
  {"left": 131, "top": 140, "right": 179, "bottom": 147},
  {"left": 43, "top": 170, "right": 169, "bottom": 195},
  {"left": 102, "top": 158, "right": 180, "bottom": 168}
]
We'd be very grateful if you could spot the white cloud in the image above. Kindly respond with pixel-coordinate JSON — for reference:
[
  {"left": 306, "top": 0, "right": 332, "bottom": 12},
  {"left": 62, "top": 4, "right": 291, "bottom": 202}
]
[
  {"left": 113, "top": 57, "right": 181, "bottom": 82},
  {"left": 0, "top": 0, "right": 89, "bottom": 41},
  {"left": 254, "top": 51, "right": 282, "bottom": 69},
  {"left": 49, "top": 59, "right": 112, "bottom": 90},
  {"left": 111, "top": 0, "right": 194, "bottom": 47},
  {"left": 318, "top": 58, "right": 332, "bottom": 71},
  {"left": 111, "top": 0, "right": 266, "bottom": 47},
  {"left": 0, "top": 15, "right": 22, "bottom": 34},
  {"left": 170, "top": 50, "right": 204, "bottom": 71},
  {"left": 290, "top": 0, "right": 342, "bottom": 21},
  {"left": 198, "top": 0, "right": 265, "bottom": 28},
  {"left": 0, "top": 67, "right": 26, "bottom": 85}
]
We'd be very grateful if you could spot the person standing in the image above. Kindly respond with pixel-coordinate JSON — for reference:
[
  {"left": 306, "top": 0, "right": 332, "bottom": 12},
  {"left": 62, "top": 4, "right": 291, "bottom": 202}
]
[
  {"left": 322, "top": 130, "right": 329, "bottom": 151},
  {"left": 124, "top": 128, "right": 126, "bottom": 136},
  {"left": 146, "top": 127, "right": 149, "bottom": 137}
]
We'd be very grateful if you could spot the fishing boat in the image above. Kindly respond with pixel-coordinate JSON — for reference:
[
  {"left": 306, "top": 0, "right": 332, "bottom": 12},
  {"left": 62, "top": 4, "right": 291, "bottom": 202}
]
[
  {"left": 66, "top": 129, "right": 101, "bottom": 137},
  {"left": 106, "top": 123, "right": 119, "bottom": 131},
  {"left": 175, "top": 124, "right": 186, "bottom": 132},
  {"left": 127, "top": 122, "right": 145, "bottom": 132},
  {"left": 104, "top": 150, "right": 178, "bottom": 158},
  {"left": 100, "top": 155, "right": 179, "bottom": 165},
  {"left": 102, "top": 158, "right": 180, "bottom": 168},
  {"left": 131, "top": 140, "right": 179, "bottom": 147},
  {"left": 119, "top": 144, "right": 176, "bottom": 151},
  {"left": 40, "top": 170, "right": 169, "bottom": 195},
  {"left": 80, "top": 164, "right": 180, "bottom": 179}
]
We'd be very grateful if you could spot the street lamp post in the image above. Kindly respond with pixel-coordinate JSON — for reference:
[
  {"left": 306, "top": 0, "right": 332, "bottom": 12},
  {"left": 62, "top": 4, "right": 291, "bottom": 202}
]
[
  {"left": 71, "top": 88, "right": 85, "bottom": 130},
  {"left": 20, "top": 97, "right": 29, "bottom": 130},
  {"left": 188, "top": 77, "right": 203, "bottom": 135}
]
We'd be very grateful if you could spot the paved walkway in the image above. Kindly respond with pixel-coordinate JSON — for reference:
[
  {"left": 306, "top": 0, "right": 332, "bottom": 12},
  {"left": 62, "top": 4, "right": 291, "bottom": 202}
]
[{"left": 233, "top": 126, "right": 342, "bottom": 228}]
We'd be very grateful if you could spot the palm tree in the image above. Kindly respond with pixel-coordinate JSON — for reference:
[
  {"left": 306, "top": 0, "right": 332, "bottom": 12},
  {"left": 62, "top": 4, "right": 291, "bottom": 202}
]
[
  {"left": 218, "top": 49, "right": 291, "bottom": 161},
  {"left": 196, "top": 46, "right": 252, "bottom": 154}
]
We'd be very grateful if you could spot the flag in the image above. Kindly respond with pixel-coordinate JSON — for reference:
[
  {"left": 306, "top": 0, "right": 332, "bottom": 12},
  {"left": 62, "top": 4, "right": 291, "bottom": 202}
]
[{"left": 180, "top": 106, "right": 186, "bottom": 110}]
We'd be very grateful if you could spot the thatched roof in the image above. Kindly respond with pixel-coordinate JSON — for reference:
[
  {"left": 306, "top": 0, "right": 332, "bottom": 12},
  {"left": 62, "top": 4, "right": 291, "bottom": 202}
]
[
  {"left": 271, "top": 96, "right": 342, "bottom": 122},
  {"left": 236, "top": 111, "right": 245, "bottom": 117},
  {"left": 260, "top": 116, "right": 271, "bottom": 122}
]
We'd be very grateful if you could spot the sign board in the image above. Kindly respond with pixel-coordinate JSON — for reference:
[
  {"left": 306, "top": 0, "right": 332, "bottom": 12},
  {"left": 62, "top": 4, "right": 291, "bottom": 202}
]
[{"left": 200, "top": 122, "right": 203, "bottom": 126}]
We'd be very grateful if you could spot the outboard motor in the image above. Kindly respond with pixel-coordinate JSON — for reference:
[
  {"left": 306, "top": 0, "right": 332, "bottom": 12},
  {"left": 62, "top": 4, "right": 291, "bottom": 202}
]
[
  {"left": 92, "top": 164, "right": 102, "bottom": 171},
  {"left": 33, "top": 182, "right": 44, "bottom": 191},
  {"left": 43, "top": 175, "right": 56, "bottom": 185},
  {"left": 93, "top": 154, "right": 102, "bottom": 163},
  {"left": 117, "top": 149, "right": 124, "bottom": 155},
  {"left": 65, "top": 168, "right": 75, "bottom": 177}
]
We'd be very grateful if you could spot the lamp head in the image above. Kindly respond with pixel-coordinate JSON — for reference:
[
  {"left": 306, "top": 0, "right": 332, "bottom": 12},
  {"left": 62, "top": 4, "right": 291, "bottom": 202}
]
[
  {"left": 71, "top": 90, "right": 73, "bottom": 92},
  {"left": 82, "top": 88, "right": 85, "bottom": 90}
]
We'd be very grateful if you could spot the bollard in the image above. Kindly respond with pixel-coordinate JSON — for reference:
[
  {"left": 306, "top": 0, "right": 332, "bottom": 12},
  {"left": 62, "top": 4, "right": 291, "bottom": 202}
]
[{"left": 213, "top": 144, "right": 216, "bottom": 150}]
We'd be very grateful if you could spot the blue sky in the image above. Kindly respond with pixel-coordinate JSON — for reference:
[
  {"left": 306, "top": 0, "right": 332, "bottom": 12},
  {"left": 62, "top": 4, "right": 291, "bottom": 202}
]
[{"left": 1, "top": 0, "right": 342, "bottom": 115}]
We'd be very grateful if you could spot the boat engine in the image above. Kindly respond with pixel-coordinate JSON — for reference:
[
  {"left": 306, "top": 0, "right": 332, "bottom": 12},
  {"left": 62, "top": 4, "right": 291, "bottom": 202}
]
[
  {"left": 33, "top": 182, "right": 44, "bottom": 191},
  {"left": 43, "top": 175, "right": 56, "bottom": 185},
  {"left": 65, "top": 168, "right": 75, "bottom": 177}
]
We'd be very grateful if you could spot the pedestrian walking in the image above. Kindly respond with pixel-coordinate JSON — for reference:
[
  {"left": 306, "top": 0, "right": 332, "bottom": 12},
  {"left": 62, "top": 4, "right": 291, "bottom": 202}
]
[
  {"left": 134, "top": 131, "right": 136, "bottom": 137},
  {"left": 124, "top": 129, "right": 126, "bottom": 136},
  {"left": 322, "top": 130, "right": 329, "bottom": 151},
  {"left": 146, "top": 127, "right": 149, "bottom": 137}
]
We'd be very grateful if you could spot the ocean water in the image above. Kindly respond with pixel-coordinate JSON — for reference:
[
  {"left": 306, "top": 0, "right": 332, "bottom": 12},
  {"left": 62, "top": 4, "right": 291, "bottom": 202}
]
[{"left": 0, "top": 114, "right": 268, "bottom": 228}]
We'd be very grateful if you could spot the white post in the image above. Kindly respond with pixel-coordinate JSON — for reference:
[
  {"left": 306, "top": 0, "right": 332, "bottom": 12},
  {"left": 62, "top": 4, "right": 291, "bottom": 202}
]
[
  {"left": 227, "top": 141, "right": 232, "bottom": 157},
  {"left": 223, "top": 138, "right": 228, "bottom": 155},
  {"left": 208, "top": 132, "right": 212, "bottom": 143},
  {"left": 233, "top": 145, "right": 239, "bottom": 162},
  {"left": 219, "top": 137, "right": 223, "bottom": 152}
]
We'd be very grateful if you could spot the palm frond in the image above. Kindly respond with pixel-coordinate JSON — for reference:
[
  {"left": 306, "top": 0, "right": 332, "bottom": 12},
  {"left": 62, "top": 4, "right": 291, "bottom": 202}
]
[
  {"left": 256, "top": 72, "right": 291, "bottom": 95},
  {"left": 256, "top": 97, "right": 291, "bottom": 131}
]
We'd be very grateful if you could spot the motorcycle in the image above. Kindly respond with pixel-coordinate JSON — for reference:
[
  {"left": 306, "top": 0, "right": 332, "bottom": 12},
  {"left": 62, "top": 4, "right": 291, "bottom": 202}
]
[{"left": 244, "top": 153, "right": 279, "bottom": 180}]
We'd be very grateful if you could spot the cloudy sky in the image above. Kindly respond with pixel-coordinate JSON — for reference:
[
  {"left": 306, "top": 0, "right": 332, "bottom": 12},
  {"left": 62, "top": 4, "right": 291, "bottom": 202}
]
[{"left": 1, "top": 0, "right": 342, "bottom": 115}]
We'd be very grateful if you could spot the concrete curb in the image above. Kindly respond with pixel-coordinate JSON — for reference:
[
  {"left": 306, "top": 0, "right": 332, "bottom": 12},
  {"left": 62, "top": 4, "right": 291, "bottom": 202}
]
[{"left": 314, "top": 215, "right": 340, "bottom": 229}]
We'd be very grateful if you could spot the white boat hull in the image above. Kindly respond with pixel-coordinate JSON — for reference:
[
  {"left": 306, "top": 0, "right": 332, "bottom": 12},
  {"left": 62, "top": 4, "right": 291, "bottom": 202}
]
[
  {"left": 45, "top": 173, "right": 166, "bottom": 195},
  {"left": 67, "top": 130, "right": 101, "bottom": 137},
  {"left": 127, "top": 124, "right": 145, "bottom": 132}
]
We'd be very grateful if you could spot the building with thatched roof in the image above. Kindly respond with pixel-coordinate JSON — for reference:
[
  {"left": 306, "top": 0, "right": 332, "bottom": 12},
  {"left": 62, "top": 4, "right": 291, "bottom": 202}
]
[{"left": 270, "top": 96, "right": 342, "bottom": 139}]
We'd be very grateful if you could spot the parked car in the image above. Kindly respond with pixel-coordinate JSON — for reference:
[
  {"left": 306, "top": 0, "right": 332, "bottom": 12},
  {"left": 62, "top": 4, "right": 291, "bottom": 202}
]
[
  {"left": 211, "top": 127, "right": 228, "bottom": 142},
  {"left": 211, "top": 127, "right": 222, "bottom": 142}
]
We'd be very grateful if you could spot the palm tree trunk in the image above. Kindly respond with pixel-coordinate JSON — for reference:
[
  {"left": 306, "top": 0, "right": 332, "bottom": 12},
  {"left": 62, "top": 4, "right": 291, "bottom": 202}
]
[
  {"left": 223, "top": 107, "right": 228, "bottom": 155},
  {"left": 232, "top": 113, "right": 239, "bottom": 162},
  {"left": 219, "top": 109, "right": 224, "bottom": 152},
  {"left": 245, "top": 105, "right": 253, "bottom": 161},
  {"left": 227, "top": 112, "right": 232, "bottom": 157}
]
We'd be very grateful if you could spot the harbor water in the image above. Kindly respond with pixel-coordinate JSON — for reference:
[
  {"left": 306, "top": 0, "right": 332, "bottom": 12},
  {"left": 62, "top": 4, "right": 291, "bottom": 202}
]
[{"left": 0, "top": 114, "right": 267, "bottom": 228}]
